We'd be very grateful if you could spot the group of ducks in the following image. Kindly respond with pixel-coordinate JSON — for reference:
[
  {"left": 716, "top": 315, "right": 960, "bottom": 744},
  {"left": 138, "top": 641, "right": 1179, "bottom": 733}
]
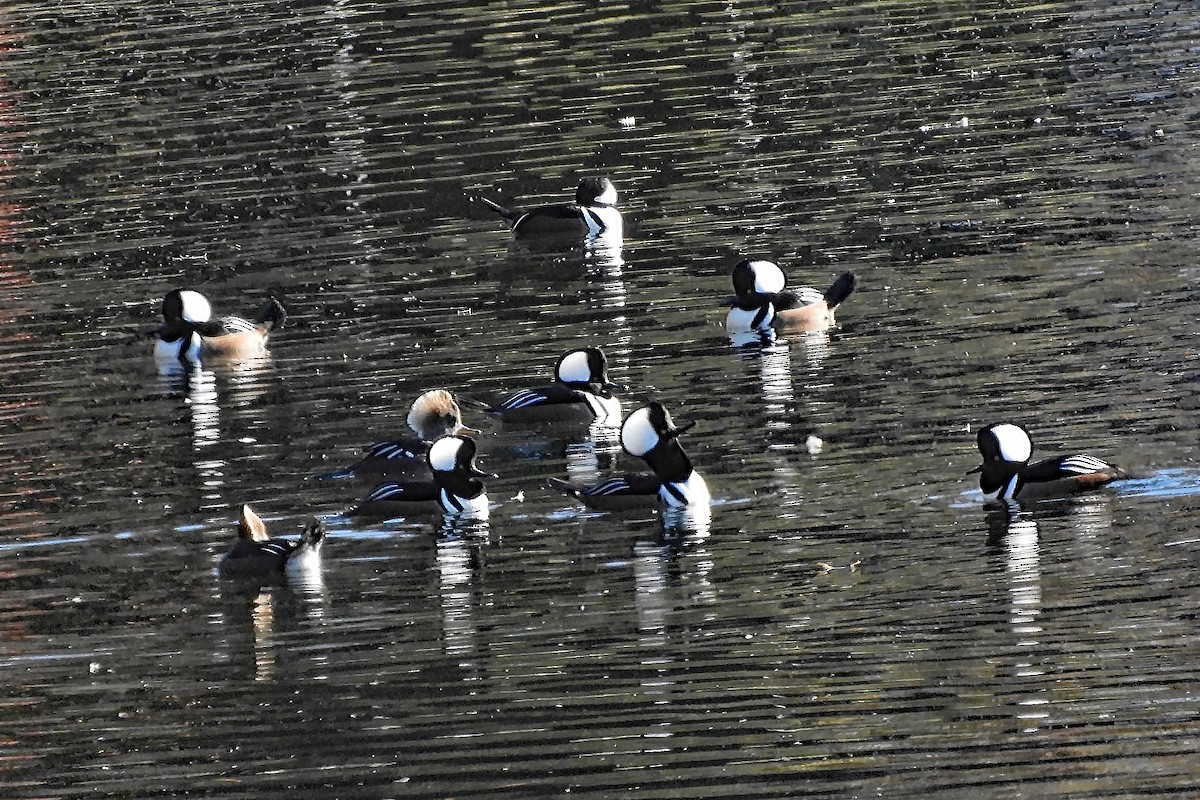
[{"left": 148, "top": 177, "right": 1130, "bottom": 582}]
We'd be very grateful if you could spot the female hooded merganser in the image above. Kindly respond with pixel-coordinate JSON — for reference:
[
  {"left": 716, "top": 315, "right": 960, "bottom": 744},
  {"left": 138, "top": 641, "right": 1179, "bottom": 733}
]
[
  {"left": 350, "top": 435, "right": 492, "bottom": 518},
  {"left": 152, "top": 289, "right": 286, "bottom": 365},
  {"left": 481, "top": 177, "right": 622, "bottom": 239},
  {"left": 219, "top": 505, "right": 327, "bottom": 578},
  {"left": 488, "top": 347, "right": 621, "bottom": 426},
  {"left": 324, "top": 389, "right": 476, "bottom": 479},
  {"left": 725, "top": 260, "right": 856, "bottom": 333},
  {"left": 549, "top": 402, "right": 709, "bottom": 511},
  {"left": 970, "top": 423, "right": 1128, "bottom": 503}
]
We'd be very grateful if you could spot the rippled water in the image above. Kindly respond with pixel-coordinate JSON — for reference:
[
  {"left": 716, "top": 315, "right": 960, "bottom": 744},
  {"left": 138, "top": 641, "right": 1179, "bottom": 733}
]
[{"left": 4, "top": 1, "right": 1200, "bottom": 797}]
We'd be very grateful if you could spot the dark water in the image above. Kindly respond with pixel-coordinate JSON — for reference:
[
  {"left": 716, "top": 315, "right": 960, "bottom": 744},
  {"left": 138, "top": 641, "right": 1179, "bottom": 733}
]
[{"left": 4, "top": 1, "right": 1200, "bottom": 797}]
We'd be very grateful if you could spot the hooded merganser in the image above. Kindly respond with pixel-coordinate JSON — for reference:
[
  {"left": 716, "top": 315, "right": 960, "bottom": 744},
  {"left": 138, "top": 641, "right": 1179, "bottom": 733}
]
[
  {"left": 549, "top": 402, "right": 709, "bottom": 511},
  {"left": 324, "top": 389, "right": 476, "bottom": 479},
  {"left": 970, "top": 423, "right": 1129, "bottom": 503},
  {"left": 152, "top": 289, "right": 286, "bottom": 365},
  {"left": 480, "top": 177, "right": 623, "bottom": 239},
  {"left": 350, "top": 435, "right": 492, "bottom": 518},
  {"left": 725, "top": 260, "right": 856, "bottom": 333},
  {"left": 219, "top": 505, "right": 327, "bottom": 578},
  {"left": 488, "top": 347, "right": 622, "bottom": 425}
]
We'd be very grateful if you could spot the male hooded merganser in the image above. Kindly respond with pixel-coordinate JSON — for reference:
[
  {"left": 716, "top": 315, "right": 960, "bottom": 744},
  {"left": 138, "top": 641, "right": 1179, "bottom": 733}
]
[
  {"left": 970, "top": 423, "right": 1128, "bottom": 503},
  {"left": 152, "top": 289, "right": 286, "bottom": 365},
  {"left": 480, "top": 177, "right": 623, "bottom": 239},
  {"left": 350, "top": 435, "right": 492, "bottom": 518},
  {"left": 725, "top": 260, "right": 856, "bottom": 333},
  {"left": 323, "top": 389, "right": 476, "bottom": 479},
  {"left": 549, "top": 402, "right": 709, "bottom": 511},
  {"left": 488, "top": 347, "right": 622, "bottom": 425},
  {"left": 219, "top": 505, "right": 327, "bottom": 578}
]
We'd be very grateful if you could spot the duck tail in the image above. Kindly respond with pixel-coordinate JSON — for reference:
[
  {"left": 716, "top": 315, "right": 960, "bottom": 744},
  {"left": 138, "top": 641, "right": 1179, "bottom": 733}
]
[
  {"left": 823, "top": 272, "right": 857, "bottom": 309},
  {"left": 547, "top": 477, "right": 584, "bottom": 500},
  {"left": 255, "top": 298, "right": 287, "bottom": 331},
  {"left": 479, "top": 195, "right": 519, "bottom": 221},
  {"left": 455, "top": 394, "right": 497, "bottom": 414},
  {"left": 313, "top": 467, "right": 356, "bottom": 480}
]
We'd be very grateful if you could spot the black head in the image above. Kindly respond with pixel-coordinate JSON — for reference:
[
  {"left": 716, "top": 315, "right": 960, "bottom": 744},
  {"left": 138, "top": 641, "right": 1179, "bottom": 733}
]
[{"left": 576, "top": 177, "right": 617, "bottom": 207}]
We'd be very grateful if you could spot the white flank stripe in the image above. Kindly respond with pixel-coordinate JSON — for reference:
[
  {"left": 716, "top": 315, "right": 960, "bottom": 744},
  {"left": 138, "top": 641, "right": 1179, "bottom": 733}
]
[
  {"left": 223, "top": 316, "right": 256, "bottom": 333},
  {"left": 367, "top": 484, "right": 404, "bottom": 501},
  {"left": 796, "top": 287, "right": 823, "bottom": 306},
  {"left": 1061, "top": 455, "right": 1111, "bottom": 474},
  {"left": 501, "top": 391, "right": 544, "bottom": 410}
]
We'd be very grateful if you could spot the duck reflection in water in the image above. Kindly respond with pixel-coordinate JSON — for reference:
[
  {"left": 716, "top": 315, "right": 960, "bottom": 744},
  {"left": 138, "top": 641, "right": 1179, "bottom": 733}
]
[
  {"left": 435, "top": 517, "right": 491, "bottom": 662},
  {"left": 728, "top": 316, "right": 835, "bottom": 519},
  {"left": 216, "top": 506, "right": 330, "bottom": 682},
  {"left": 634, "top": 519, "right": 715, "bottom": 648},
  {"left": 983, "top": 504, "right": 1050, "bottom": 730},
  {"left": 220, "top": 584, "right": 329, "bottom": 683}
]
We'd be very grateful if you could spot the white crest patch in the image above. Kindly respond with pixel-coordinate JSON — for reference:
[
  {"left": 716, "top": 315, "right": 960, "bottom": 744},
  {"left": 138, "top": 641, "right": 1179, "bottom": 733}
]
[
  {"left": 992, "top": 424, "right": 1032, "bottom": 463},
  {"left": 621, "top": 407, "right": 660, "bottom": 457},
  {"left": 594, "top": 181, "right": 618, "bottom": 206},
  {"left": 557, "top": 350, "right": 593, "bottom": 384},
  {"left": 428, "top": 437, "right": 463, "bottom": 472},
  {"left": 748, "top": 261, "right": 786, "bottom": 295},
  {"left": 179, "top": 290, "right": 212, "bottom": 323}
]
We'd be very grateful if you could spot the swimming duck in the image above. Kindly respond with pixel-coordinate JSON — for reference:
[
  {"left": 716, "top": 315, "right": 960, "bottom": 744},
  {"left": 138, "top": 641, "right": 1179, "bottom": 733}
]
[
  {"left": 481, "top": 177, "right": 622, "bottom": 240},
  {"left": 219, "top": 505, "right": 326, "bottom": 579},
  {"left": 970, "top": 422, "right": 1128, "bottom": 503},
  {"left": 152, "top": 289, "right": 286, "bottom": 365},
  {"left": 725, "top": 260, "right": 856, "bottom": 333},
  {"left": 350, "top": 435, "right": 492, "bottom": 518},
  {"left": 488, "top": 347, "right": 621, "bottom": 426},
  {"left": 549, "top": 401, "right": 709, "bottom": 511},
  {"left": 324, "top": 389, "right": 476, "bottom": 479}
]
